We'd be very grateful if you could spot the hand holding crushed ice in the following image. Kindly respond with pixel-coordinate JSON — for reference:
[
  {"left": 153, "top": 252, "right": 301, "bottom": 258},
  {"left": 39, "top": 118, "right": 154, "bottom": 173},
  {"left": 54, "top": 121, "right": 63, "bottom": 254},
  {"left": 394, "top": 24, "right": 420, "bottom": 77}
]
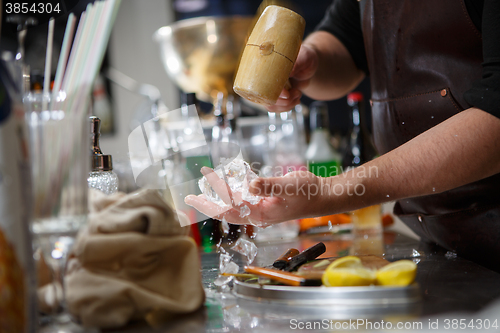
[
  {"left": 185, "top": 158, "right": 269, "bottom": 227},
  {"left": 184, "top": 158, "right": 324, "bottom": 227},
  {"left": 199, "top": 159, "right": 263, "bottom": 208}
]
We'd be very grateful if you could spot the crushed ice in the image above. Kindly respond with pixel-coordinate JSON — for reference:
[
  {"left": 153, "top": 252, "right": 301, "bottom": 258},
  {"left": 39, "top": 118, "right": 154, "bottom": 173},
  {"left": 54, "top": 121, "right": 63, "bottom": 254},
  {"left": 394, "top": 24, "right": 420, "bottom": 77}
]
[
  {"left": 231, "top": 238, "right": 258, "bottom": 265},
  {"left": 412, "top": 249, "right": 421, "bottom": 257},
  {"left": 221, "top": 217, "right": 229, "bottom": 235},
  {"left": 219, "top": 251, "right": 238, "bottom": 274},
  {"left": 214, "top": 251, "right": 239, "bottom": 287},
  {"left": 198, "top": 158, "right": 263, "bottom": 207},
  {"left": 239, "top": 205, "right": 251, "bottom": 218}
]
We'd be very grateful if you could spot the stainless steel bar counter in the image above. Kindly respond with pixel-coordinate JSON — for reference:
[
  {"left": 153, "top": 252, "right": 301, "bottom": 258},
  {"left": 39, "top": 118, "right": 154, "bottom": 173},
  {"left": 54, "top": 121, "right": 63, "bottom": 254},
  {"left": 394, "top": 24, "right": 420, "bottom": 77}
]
[{"left": 117, "top": 231, "right": 500, "bottom": 332}]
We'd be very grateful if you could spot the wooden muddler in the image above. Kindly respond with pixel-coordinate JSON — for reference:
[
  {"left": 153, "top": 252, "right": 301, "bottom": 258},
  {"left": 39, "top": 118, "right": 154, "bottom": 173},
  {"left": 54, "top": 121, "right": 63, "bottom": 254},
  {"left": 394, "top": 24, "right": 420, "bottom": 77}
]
[
  {"left": 244, "top": 266, "right": 321, "bottom": 286},
  {"left": 233, "top": 5, "right": 305, "bottom": 106}
]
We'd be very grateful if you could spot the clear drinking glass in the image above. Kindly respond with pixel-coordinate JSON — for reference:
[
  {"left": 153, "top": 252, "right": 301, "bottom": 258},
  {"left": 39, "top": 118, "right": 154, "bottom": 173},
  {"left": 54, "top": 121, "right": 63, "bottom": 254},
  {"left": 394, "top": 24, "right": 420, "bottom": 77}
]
[
  {"left": 349, "top": 204, "right": 384, "bottom": 256},
  {"left": 265, "top": 106, "right": 307, "bottom": 176},
  {"left": 25, "top": 92, "right": 90, "bottom": 332}
]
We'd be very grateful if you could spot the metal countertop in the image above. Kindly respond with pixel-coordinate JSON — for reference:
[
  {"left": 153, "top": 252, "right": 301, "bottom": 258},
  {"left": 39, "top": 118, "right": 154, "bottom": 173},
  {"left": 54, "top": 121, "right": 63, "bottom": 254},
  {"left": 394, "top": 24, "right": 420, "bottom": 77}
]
[{"left": 117, "top": 231, "right": 500, "bottom": 332}]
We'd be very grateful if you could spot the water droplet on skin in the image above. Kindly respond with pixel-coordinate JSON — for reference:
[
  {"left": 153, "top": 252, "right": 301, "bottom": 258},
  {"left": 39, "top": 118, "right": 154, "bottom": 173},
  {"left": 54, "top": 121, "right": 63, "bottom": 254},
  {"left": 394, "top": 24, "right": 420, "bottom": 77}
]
[
  {"left": 432, "top": 187, "right": 435, "bottom": 192},
  {"left": 386, "top": 195, "right": 390, "bottom": 197},
  {"left": 402, "top": 122, "right": 405, "bottom": 125},
  {"left": 431, "top": 116, "right": 434, "bottom": 119}
]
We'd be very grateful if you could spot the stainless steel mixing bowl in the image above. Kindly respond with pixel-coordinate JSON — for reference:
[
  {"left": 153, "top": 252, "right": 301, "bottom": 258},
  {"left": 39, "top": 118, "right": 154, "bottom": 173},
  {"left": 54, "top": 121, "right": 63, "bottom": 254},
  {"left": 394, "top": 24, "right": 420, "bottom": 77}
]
[{"left": 154, "top": 16, "right": 253, "bottom": 104}]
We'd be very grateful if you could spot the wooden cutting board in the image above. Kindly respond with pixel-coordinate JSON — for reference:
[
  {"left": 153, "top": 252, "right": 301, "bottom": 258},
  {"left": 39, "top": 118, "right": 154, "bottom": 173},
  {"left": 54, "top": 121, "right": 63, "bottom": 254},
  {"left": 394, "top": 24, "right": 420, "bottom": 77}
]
[{"left": 296, "top": 255, "right": 389, "bottom": 280}]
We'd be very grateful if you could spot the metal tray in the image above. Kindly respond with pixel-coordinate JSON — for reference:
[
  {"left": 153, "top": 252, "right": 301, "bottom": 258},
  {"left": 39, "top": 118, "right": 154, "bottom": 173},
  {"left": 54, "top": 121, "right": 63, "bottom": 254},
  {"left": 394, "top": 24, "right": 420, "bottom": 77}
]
[{"left": 233, "top": 280, "right": 421, "bottom": 306}]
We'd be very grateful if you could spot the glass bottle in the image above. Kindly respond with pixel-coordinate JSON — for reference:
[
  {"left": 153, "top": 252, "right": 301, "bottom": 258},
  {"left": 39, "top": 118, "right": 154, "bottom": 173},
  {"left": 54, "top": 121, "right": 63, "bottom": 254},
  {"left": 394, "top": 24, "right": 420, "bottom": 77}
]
[
  {"left": 342, "top": 92, "right": 378, "bottom": 169},
  {"left": 300, "top": 101, "right": 349, "bottom": 234},
  {"left": 265, "top": 106, "right": 307, "bottom": 177},
  {"left": 88, "top": 116, "right": 118, "bottom": 195},
  {"left": 210, "top": 92, "right": 242, "bottom": 166},
  {"left": 342, "top": 92, "right": 383, "bottom": 246},
  {"left": 306, "top": 101, "right": 341, "bottom": 177},
  {"left": 181, "top": 92, "right": 213, "bottom": 179}
]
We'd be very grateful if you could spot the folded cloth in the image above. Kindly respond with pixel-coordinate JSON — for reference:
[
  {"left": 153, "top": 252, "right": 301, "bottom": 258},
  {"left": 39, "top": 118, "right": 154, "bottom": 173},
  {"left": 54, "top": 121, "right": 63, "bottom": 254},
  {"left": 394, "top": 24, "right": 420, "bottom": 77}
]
[{"left": 65, "top": 189, "right": 204, "bottom": 328}]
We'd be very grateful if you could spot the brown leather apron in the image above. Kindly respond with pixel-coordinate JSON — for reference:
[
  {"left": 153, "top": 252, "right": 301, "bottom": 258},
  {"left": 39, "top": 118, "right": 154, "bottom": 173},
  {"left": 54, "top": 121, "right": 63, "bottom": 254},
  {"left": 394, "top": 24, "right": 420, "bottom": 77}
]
[{"left": 361, "top": 0, "right": 500, "bottom": 270}]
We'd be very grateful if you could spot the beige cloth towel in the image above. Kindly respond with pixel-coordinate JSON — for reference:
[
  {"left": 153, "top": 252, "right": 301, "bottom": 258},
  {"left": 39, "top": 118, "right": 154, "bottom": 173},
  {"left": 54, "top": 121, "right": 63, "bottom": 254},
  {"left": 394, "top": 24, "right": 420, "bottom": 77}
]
[{"left": 65, "top": 189, "right": 204, "bottom": 328}]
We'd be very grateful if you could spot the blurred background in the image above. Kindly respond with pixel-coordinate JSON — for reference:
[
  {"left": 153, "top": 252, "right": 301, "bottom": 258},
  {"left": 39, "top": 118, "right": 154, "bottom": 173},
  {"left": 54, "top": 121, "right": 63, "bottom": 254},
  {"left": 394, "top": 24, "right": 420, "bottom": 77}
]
[
  {"left": 0, "top": 0, "right": 371, "bottom": 168},
  {"left": 2, "top": 0, "right": 415, "bottom": 243}
]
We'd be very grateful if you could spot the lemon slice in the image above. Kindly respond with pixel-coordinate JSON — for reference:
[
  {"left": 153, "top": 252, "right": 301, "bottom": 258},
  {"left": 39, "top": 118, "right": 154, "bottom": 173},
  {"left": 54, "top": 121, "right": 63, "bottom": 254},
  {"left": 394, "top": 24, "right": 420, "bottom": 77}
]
[
  {"left": 376, "top": 260, "right": 417, "bottom": 286},
  {"left": 327, "top": 256, "right": 363, "bottom": 269},
  {"left": 322, "top": 256, "right": 376, "bottom": 287}
]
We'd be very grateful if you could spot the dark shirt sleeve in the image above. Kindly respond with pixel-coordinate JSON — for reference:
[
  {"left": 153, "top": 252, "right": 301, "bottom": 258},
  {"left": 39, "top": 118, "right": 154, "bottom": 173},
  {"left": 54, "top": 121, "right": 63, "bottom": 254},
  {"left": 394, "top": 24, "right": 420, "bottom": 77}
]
[
  {"left": 463, "top": 0, "right": 500, "bottom": 118},
  {"left": 315, "top": 0, "right": 369, "bottom": 75}
]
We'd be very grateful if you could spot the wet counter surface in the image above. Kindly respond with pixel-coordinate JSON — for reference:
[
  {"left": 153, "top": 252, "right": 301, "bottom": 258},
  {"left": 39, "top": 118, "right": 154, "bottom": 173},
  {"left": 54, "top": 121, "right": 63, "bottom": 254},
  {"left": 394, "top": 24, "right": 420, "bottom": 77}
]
[{"left": 116, "top": 231, "right": 500, "bottom": 332}]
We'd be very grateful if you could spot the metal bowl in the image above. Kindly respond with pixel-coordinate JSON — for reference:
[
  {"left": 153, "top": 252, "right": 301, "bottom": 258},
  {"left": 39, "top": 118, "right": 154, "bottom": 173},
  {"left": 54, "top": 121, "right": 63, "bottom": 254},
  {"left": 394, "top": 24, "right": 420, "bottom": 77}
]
[{"left": 154, "top": 16, "right": 253, "bottom": 103}]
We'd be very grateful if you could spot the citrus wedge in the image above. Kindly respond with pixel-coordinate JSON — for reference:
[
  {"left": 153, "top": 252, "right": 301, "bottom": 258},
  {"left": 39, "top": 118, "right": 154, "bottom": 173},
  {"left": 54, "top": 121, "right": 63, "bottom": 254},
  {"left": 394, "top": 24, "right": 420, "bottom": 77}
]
[
  {"left": 376, "top": 260, "right": 417, "bottom": 286},
  {"left": 322, "top": 256, "right": 376, "bottom": 287},
  {"left": 327, "top": 256, "right": 363, "bottom": 269}
]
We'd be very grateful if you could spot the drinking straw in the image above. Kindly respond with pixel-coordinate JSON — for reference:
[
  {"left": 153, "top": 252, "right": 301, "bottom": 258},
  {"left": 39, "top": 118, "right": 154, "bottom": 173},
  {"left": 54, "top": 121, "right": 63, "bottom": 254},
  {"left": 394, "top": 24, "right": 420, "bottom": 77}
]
[
  {"left": 42, "top": 17, "right": 55, "bottom": 111},
  {"left": 67, "top": 0, "right": 122, "bottom": 118},
  {"left": 52, "top": 13, "right": 76, "bottom": 96},
  {"left": 65, "top": 0, "right": 106, "bottom": 115},
  {"left": 60, "top": 10, "right": 86, "bottom": 95},
  {"left": 88, "top": 0, "right": 121, "bottom": 87},
  {"left": 61, "top": 2, "right": 96, "bottom": 101}
]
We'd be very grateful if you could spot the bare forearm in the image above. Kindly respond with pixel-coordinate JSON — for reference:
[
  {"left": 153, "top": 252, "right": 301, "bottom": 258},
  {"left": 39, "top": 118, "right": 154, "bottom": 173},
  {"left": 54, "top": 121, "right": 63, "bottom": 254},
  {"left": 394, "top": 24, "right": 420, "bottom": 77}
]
[
  {"left": 301, "top": 31, "right": 365, "bottom": 100},
  {"left": 323, "top": 108, "right": 500, "bottom": 212}
]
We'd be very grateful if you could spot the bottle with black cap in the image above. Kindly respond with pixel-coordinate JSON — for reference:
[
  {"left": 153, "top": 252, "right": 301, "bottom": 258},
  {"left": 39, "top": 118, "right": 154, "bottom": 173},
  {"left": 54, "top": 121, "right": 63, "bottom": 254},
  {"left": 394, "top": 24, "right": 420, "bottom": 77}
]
[
  {"left": 342, "top": 92, "right": 378, "bottom": 169},
  {"left": 305, "top": 101, "right": 341, "bottom": 177},
  {"left": 88, "top": 116, "right": 118, "bottom": 194}
]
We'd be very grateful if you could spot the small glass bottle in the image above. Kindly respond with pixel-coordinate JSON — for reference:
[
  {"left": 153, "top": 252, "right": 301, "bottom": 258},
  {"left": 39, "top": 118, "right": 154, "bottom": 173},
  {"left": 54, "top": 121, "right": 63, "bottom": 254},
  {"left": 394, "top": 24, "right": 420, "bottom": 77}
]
[
  {"left": 266, "top": 107, "right": 307, "bottom": 176},
  {"left": 88, "top": 116, "right": 118, "bottom": 194},
  {"left": 342, "top": 92, "right": 378, "bottom": 169},
  {"left": 306, "top": 101, "right": 342, "bottom": 177},
  {"left": 301, "top": 101, "right": 348, "bottom": 234}
]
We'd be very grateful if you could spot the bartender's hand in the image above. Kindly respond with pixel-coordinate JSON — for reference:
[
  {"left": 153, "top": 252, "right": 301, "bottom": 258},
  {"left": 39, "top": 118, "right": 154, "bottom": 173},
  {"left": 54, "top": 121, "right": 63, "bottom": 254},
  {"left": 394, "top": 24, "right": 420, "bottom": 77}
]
[
  {"left": 266, "top": 31, "right": 366, "bottom": 113},
  {"left": 267, "top": 44, "right": 319, "bottom": 113},
  {"left": 184, "top": 167, "right": 328, "bottom": 227}
]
